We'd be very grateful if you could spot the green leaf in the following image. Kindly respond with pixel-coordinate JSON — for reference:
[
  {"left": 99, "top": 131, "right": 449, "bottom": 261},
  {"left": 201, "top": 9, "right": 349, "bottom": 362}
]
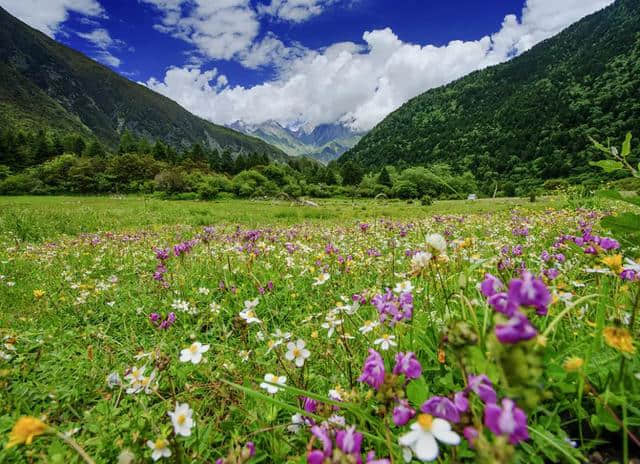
[
  {"left": 589, "top": 136, "right": 611, "bottom": 154},
  {"left": 595, "top": 189, "right": 640, "bottom": 208},
  {"left": 406, "top": 377, "right": 429, "bottom": 408},
  {"left": 589, "top": 160, "right": 624, "bottom": 173},
  {"left": 621, "top": 132, "right": 632, "bottom": 157},
  {"left": 601, "top": 212, "right": 640, "bottom": 235}
]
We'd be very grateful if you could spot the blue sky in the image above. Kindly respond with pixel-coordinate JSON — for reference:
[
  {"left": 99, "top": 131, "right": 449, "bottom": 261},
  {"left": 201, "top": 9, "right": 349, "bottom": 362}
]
[{"left": 0, "top": 0, "right": 614, "bottom": 130}]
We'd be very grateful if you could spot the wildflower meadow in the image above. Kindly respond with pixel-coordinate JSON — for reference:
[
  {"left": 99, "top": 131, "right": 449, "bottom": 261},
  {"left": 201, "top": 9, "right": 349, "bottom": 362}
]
[{"left": 0, "top": 195, "right": 638, "bottom": 463}]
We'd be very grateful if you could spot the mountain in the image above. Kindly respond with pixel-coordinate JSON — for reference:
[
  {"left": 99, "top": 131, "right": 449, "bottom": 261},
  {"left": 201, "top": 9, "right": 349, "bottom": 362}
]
[
  {"left": 230, "top": 121, "right": 363, "bottom": 163},
  {"left": 340, "top": 0, "right": 640, "bottom": 186},
  {"left": 0, "top": 7, "right": 288, "bottom": 160}
]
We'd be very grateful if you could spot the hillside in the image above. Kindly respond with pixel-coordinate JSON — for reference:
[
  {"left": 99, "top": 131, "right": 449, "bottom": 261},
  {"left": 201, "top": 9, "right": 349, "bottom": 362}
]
[
  {"left": 340, "top": 0, "right": 640, "bottom": 187},
  {"left": 229, "top": 121, "right": 363, "bottom": 163},
  {"left": 0, "top": 7, "right": 288, "bottom": 160}
]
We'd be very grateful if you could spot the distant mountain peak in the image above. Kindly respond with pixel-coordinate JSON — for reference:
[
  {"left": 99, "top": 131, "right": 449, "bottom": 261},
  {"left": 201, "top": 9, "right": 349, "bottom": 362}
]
[{"left": 228, "top": 120, "right": 365, "bottom": 163}]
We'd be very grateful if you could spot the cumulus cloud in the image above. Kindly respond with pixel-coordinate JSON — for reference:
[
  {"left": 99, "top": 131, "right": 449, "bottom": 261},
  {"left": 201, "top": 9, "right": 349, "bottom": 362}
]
[
  {"left": 0, "top": 0, "right": 104, "bottom": 36},
  {"left": 140, "top": 0, "right": 260, "bottom": 61},
  {"left": 257, "top": 0, "right": 336, "bottom": 23},
  {"left": 146, "top": 0, "right": 614, "bottom": 131}
]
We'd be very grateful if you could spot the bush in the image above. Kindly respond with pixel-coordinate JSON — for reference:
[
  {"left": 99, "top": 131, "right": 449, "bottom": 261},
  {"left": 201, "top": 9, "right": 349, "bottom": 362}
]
[
  {"left": 421, "top": 194, "right": 433, "bottom": 206},
  {"left": 392, "top": 180, "right": 419, "bottom": 199}
]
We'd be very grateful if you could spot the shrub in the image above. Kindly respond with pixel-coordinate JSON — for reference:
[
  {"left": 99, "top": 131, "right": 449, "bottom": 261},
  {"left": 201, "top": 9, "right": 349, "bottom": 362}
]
[{"left": 392, "top": 180, "right": 419, "bottom": 199}]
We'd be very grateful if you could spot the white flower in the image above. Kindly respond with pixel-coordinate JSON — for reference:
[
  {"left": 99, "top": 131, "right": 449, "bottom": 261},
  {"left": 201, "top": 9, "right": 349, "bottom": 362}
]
[
  {"left": 179, "top": 342, "right": 210, "bottom": 364},
  {"left": 374, "top": 334, "right": 397, "bottom": 351},
  {"left": 124, "top": 366, "right": 157, "bottom": 394},
  {"left": 394, "top": 281, "right": 414, "bottom": 294},
  {"left": 260, "top": 373, "right": 286, "bottom": 394},
  {"left": 198, "top": 287, "right": 210, "bottom": 295},
  {"left": 244, "top": 298, "right": 259, "bottom": 310},
  {"left": 147, "top": 438, "right": 172, "bottom": 461},
  {"left": 171, "top": 299, "right": 196, "bottom": 314},
  {"left": 399, "top": 414, "right": 460, "bottom": 462},
  {"left": 359, "top": 320, "right": 380, "bottom": 334},
  {"left": 256, "top": 331, "right": 265, "bottom": 341},
  {"left": 239, "top": 308, "right": 261, "bottom": 324},
  {"left": 328, "top": 389, "right": 343, "bottom": 401},
  {"left": 266, "top": 338, "right": 283, "bottom": 354},
  {"left": 168, "top": 403, "right": 195, "bottom": 437},
  {"left": 411, "top": 252, "right": 433, "bottom": 271},
  {"left": 321, "top": 316, "right": 342, "bottom": 338},
  {"left": 285, "top": 339, "right": 311, "bottom": 367},
  {"left": 313, "top": 273, "right": 330, "bottom": 286},
  {"left": 271, "top": 329, "right": 291, "bottom": 340},
  {"left": 425, "top": 234, "right": 447, "bottom": 254},
  {"left": 209, "top": 302, "right": 221, "bottom": 314},
  {"left": 288, "top": 413, "right": 304, "bottom": 433},
  {"left": 327, "top": 414, "right": 346, "bottom": 427}
]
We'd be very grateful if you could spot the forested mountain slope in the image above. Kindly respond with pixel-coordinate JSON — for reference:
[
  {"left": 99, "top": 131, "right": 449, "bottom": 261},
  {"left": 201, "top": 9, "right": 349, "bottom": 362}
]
[
  {"left": 340, "top": 0, "right": 640, "bottom": 187},
  {"left": 0, "top": 7, "right": 288, "bottom": 160}
]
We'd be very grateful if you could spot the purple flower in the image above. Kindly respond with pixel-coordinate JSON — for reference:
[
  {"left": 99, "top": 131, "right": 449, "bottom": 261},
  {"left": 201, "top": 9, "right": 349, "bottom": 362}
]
[
  {"left": 480, "top": 274, "right": 504, "bottom": 298},
  {"left": 149, "top": 313, "right": 161, "bottom": 323},
  {"left": 392, "top": 352, "right": 422, "bottom": 380},
  {"left": 303, "top": 397, "right": 318, "bottom": 414},
  {"left": 463, "top": 427, "right": 479, "bottom": 448},
  {"left": 599, "top": 237, "right": 620, "bottom": 251},
  {"left": 421, "top": 396, "right": 461, "bottom": 423},
  {"left": 495, "top": 312, "right": 538, "bottom": 344},
  {"left": 335, "top": 426, "right": 363, "bottom": 455},
  {"left": 621, "top": 269, "right": 637, "bottom": 281},
  {"left": 488, "top": 292, "right": 518, "bottom": 317},
  {"left": 372, "top": 290, "right": 413, "bottom": 325},
  {"left": 484, "top": 398, "right": 529, "bottom": 444},
  {"left": 466, "top": 375, "right": 497, "bottom": 404},
  {"left": 454, "top": 391, "right": 469, "bottom": 412},
  {"left": 508, "top": 272, "right": 551, "bottom": 315},
  {"left": 358, "top": 349, "right": 385, "bottom": 390},
  {"left": 308, "top": 426, "right": 332, "bottom": 463},
  {"left": 392, "top": 400, "right": 415, "bottom": 426}
]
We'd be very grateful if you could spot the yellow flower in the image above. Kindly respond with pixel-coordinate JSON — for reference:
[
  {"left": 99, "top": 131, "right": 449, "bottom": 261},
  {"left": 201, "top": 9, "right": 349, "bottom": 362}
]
[
  {"left": 33, "top": 290, "right": 45, "bottom": 300},
  {"left": 603, "top": 327, "right": 635, "bottom": 354},
  {"left": 6, "top": 417, "right": 48, "bottom": 448},
  {"left": 601, "top": 254, "right": 623, "bottom": 274},
  {"left": 563, "top": 356, "right": 584, "bottom": 372}
]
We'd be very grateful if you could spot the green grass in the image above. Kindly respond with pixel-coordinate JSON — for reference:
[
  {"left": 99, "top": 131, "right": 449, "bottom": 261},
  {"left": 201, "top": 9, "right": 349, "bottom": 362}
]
[
  {"left": 0, "top": 195, "right": 637, "bottom": 464},
  {"left": 0, "top": 196, "right": 560, "bottom": 242}
]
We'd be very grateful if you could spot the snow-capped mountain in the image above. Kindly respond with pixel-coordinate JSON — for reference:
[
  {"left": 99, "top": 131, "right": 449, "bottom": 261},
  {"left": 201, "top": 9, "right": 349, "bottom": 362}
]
[{"left": 228, "top": 120, "right": 364, "bottom": 163}]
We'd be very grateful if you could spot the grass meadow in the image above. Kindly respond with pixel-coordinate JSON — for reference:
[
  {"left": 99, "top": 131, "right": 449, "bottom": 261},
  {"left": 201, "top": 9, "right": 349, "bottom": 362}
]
[{"left": 0, "top": 195, "right": 638, "bottom": 464}]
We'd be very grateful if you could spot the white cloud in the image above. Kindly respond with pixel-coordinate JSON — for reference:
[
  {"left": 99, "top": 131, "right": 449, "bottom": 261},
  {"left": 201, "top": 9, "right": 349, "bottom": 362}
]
[
  {"left": 0, "top": 0, "right": 104, "bottom": 37},
  {"left": 94, "top": 49, "right": 121, "bottom": 67},
  {"left": 140, "top": 0, "right": 260, "bottom": 61},
  {"left": 257, "top": 0, "right": 335, "bottom": 23},
  {"left": 145, "top": 0, "right": 612, "bottom": 131},
  {"left": 76, "top": 27, "right": 124, "bottom": 67},
  {"left": 77, "top": 27, "right": 114, "bottom": 48}
]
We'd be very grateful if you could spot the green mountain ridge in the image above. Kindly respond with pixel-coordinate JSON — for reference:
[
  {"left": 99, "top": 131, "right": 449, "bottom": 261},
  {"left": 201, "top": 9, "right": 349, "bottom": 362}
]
[
  {"left": 340, "top": 0, "right": 640, "bottom": 189},
  {"left": 0, "top": 7, "right": 288, "bottom": 161}
]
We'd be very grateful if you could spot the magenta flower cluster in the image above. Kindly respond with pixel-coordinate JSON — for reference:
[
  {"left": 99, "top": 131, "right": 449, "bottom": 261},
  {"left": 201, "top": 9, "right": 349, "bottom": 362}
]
[
  {"left": 371, "top": 290, "right": 413, "bottom": 326},
  {"left": 149, "top": 312, "right": 176, "bottom": 330},
  {"left": 481, "top": 271, "right": 551, "bottom": 344},
  {"left": 307, "top": 425, "right": 389, "bottom": 464}
]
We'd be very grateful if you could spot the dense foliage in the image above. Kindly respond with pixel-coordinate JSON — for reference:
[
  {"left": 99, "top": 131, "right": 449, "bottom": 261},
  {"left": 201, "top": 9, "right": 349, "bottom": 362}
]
[
  {"left": 340, "top": 0, "right": 640, "bottom": 194},
  {"left": 0, "top": 125, "right": 494, "bottom": 200},
  {"left": 0, "top": 7, "right": 286, "bottom": 160}
]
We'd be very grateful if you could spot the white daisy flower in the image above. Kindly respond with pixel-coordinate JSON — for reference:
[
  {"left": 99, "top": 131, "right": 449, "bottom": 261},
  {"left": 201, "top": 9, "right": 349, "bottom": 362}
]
[
  {"left": 147, "top": 438, "right": 172, "bottom": 461},
  {"left": 313, "top": 273, "right": 330, "bottom": 286},
  {"left": 394, "top": 281, "right": 414, "bottom": 294},
  {"left": 168, "top": 403, "right": 195, "bottom": 437},
  {"left": 239, "top": 308, "right": 262, "bottom": 324},
  {"left": 260, "top": 373, "right": 286, "bottom": 394},
  {"left": 374, "top": 334, "right": 397, "bottom": 351},
  {"left": 209, "top": 302, "right": 221, "bottom": 314},
  {"left": 399, "top": 414, "right": 460, "bottom": 462},
  {"left": 198, "top": 287, "right": 210, "bottom": 295},
  {"left": 179, "top": 342, "right": 210, "bottom": 364},
  {"left": 285, "top": 339, "right": 311, "bottom": 367},
  {"left": 359, "top": 320, "right": 380, "bottom": 334}
]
